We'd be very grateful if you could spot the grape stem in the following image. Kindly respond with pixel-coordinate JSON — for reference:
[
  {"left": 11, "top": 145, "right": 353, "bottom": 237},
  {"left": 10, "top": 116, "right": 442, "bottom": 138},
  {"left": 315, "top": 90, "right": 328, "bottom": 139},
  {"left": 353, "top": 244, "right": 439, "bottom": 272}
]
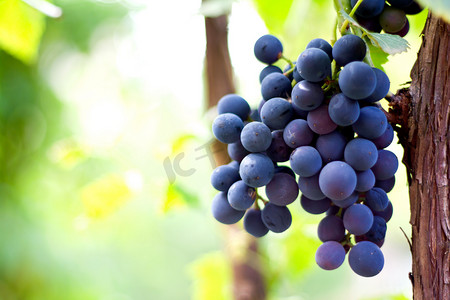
[
  {"left": 340, "top": 0, "right": 365, "bottom": 35},
  {"left": 281, "top": 55, "right": 295, "bottom": 69}
]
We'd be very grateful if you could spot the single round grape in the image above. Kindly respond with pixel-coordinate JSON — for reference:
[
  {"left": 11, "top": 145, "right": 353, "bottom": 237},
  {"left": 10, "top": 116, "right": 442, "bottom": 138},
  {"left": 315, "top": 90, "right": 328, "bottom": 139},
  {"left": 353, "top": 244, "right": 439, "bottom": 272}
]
[
  {"left": 361, "top": 68, "right": 391, "bottom": 103},
  {"left": 351, "top": 0, "right": 385, "bottom": 18},
  {"left": 318, "top": 215, "right": 346, "bottom": 242},
  {"left": 259, "top": 65, "right": 283, "bottom": 83},
  {"left": 239, "top": 153, "right": 275, "bottom": 188},
  {"left": 227, "top": 180, "right": 256, "bottom": 211},
  {"left": 261, "top": 203, "right": 292, "bottom": 233},
  {"left": 217, "top": 94, "right": 250, "bottom": 121},
  {"left": 328, "top": 93, "right": 361, "bottom": 126},
  {"left": 319, "top": 161, "right": 357, "bottom": 201},
  {"left": 296, "top": 48, "right": 331, "bottom": 82},
  {"left": 315, "top": 130, "right": 347, "bottom": 163},
  {"left": 266, "top": 173, "right": 299, "bottom": 206},
  {"left": 332, "top": 35, "right": 366, "bottom": 66},
  {"left": 371, "top": 150, "right": 398, "bottom": 180},
  {"left": 355, "top": 169, "right": 376, "bottom": 192},
  {"left": 365, "top": 187, "right": 389, "bottom": 212},
  {"left": 290, "top": 146, "right": 323, "bottom": 177},
  {"left": 339, "top": 61, "right": 377, "bottom": 100},
  {"left": 283, "top": 119, "right": 314, "bottom": 149},
  {"left": 291, "top": 80, "right": 324, "bottom": 111},
  {"left": 307, "top": 105, "right": 337, "bottom": 135},
  {"left": 315, "top": 241, "right": 346, "bottom": 270},
  {"left": 260, "top": 97, "right": 293, "bottom": 130},
  {"left": 300, "top": 195, "right": 331, "bottom": 214},
  {"left": 211, "top": 165, "right": 240, "bottom": 192},
  {"left": 306, "top": 38, "right": 333, "bottom": 60},
  {"left": 211, "top": 192, "right": 245, "bottom": 224},
  {"left": 371, "top": 124, "right": 394, "bottom": 149},
  {"left": 244, "top": 209, "right": 269, "bottom": 238},
  {"left": 261, "top": 72, "right": 292, "bottom": 100},
  {"left": 332, "top": 191, "right": 359, "bottom": 208},
  {"left": 375, "top": 176, "right": 396, "bottom": 193},
  {"left": 212, "top": 113, "right": 244, "bottom": 144},
  {"left": 365, "top": 216, "right": 387, "bottom": 243},
  {"left": 348, "top": 241, "right": 384, "bottom": 277},
  {"left": 240, "top": 122, "right": 272, "bottom": 153},
  {"left": 344, "top": 138, "right": 379, "bottom": 171},
  {"left": 379, "top": 6, "right": 407, "bottom": 33},
  {"left": 228, "top": 139, "right": 250, "bottom": 162},
  {"left": 298, "top": 173, "right": 326, "bottom": 200},
  {"left": 343, "top": 204, "right": 374, "bottom": 235},
  {"left": 353, "top": 106, "right": 388, "bottom": 139},
  {"left": 373, "top": 201, "right": 393, "bottom": 222},
  {"left": 254, "top": 34, "right": 283, "bottom": 64},
  {"left": 266, "top": 130, "right": 292, "bottom": 163}
]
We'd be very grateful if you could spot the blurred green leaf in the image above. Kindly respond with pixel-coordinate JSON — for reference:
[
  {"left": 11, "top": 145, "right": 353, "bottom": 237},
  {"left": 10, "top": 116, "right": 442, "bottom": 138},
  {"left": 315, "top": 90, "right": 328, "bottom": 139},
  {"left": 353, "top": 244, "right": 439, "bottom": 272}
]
[
  {"left": 162, "top": 183, "right": 199, "bottom": 213},
  {"left": 0, "top": 0, "right": 46, "bottom": 63},
  {"left": 252, "top": 0, "right": 294, "bottom": 34},
  {"left": 200, "top": 0, "right": 234, "bottom": 18},
  {"left": 189, "top": 252, "right": 232, "bottom": 300},
  {"left": 417, "top": 0, "right": 450, "bottom": 22},
  {"left": 365, "top": 40, "right": 388, "bottom": 71}
]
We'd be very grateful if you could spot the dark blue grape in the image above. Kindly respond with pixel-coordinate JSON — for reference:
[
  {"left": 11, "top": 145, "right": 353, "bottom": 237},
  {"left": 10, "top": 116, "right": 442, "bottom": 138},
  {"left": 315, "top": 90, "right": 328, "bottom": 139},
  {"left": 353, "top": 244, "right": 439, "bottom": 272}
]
[
  {"left": 212, "top": 113, "right": 244, "bottom": 144},
  {"left": 315, "top": 130, "right": 347, "bottom": 163},
  {"left": 240, "top": 122, "right": 272, "bottom": 152},
  {"left": 387, "top": 0, "right": 413, "bottom": 8},
  {"left": 351, "top": 0, "right": 385, "bottom": 18},
  {"left": 356, "top": 15, "right": 382, "bottom": 32},
  {"left": 371, "top": 150, "right": 398, "bottom": 180},
  {"left": 211, "top": 165, "right": 240, "bottom": 191},
  {"left": 211, "top": 192, "right": 245, "bottom": 224},
  {"left": 292, "top": 104, "right": 308, "bottom": 119},
  {"left": 339, "top": 61, "right": 377, "bottom": 100},
  {"left": 290, "top": 146, "right": 323, "bottom": 177},
  {"left": 319, "top": 161, "right": 356, "bottom": 201},
  {"left": 353, "top": 106, "right": 388, "bottom": 139},
  {"left": 371, "top": 124, "right": 394, "bottom": 149},
  {"left": 326, "top": 205, "right": 342, "bottom": 216},
  {"left": 228, "top": 139, "right": 250, "bottom": 162},
  {"left": 300, "top": 195, "right": 331, "bottom": 214},
  {"left": 227, "top": 180, "right": 256, "bottom": 211},
  {"left": 265, "top": 173, "right": 299, "bottom": 206},
  {"left": 403, "top": 1, "right": 424, "bottom": 14},
  {"left": 373, "top": 201, "right": 393, "bottom": 222},
  {"left": 244, "top": 209, "right": 269, "bottom": 237},
  {"left": 348, "top": 241, "right": 384, "bottom": 277},
  {"left": 298, "top": 173, "right": 326, "bottom": 200},
  {"left": 266, "top": 130, "right": 292, "bottom": 163},
  {"left": 260, "top": 97, "right": 293, "bottom": 130},
  {"left": 254, "top": 34, "right": 283, "bottom": 64},
  {"left": 361, "top": 68, "right": 390, "bottom": 103},
  {"left": 332, "top": 35, "right": 366, "bottom": 66},
  {"left": 344, "top": 138, "right": 379, "bottom": 171},
  {"left": 261, "top": 73, "right": 292, "bottom": 100},
  {"left": 296, "top": 48, "right": 331, "bottom": 82},
  {"left": 379, "top": 6, "right": 407, "bottom": 33},
  {"left": 355, "top": 169, "right": 376, "bottom": 192},
  {"left": 259, "top": 65, "right": 283, "bottom": 83},
  {"left": 306, "top": 38, "right": 333, "bottom": 60},
  {"left": 217, "top": 94, "right": 250, "bottom": 121},
  {"left": 274, "top": 165, "right": 296, "bottom": 179},
  {"left": 307, "top": 105, "right": 337, "bottom": 135},
  {"left": 250, "top": 109, "right": 261, "bottom": 122},
  {"left": 375, "top": 176, "right": 396, "bottom": 193},
  {"left": 343, "top": 204, "right": 374, "bottom": 235},
  {"left": 318, "top": 215, "right": 346, "bottom": 242},
  {"left": 365, "top": 216, "right": 387, "bottom": 243},
  {"left": 315, "top": 241, "right": 346, "bottom": 270},
  {"left": 283, "top": 119, "right": 314, "bottom": 149},
  {"left": 261, "top": 202, "right": 292, "bottom": 233},
  {"left": 291, "top": 80, "right": 324, "bottom": 111},
  {"left": 328, "top": 93, "right": 361, "bottom": 126},
  {"left": 332, "top": 191, "right": 359, "bottom": 208},
  {"left": 365, "top": 187, "right": 389, "bottom": 211},
  {"left": 239, "top": 153, "right": 275, "bottom": 188}
]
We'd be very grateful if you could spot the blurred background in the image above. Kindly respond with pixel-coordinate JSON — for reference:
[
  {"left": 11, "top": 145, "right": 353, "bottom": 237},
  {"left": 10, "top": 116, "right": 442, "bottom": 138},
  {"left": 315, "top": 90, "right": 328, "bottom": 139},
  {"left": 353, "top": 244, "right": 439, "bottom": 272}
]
[{"left": 0, "top": 0, "right": 427, "bottom": 299}]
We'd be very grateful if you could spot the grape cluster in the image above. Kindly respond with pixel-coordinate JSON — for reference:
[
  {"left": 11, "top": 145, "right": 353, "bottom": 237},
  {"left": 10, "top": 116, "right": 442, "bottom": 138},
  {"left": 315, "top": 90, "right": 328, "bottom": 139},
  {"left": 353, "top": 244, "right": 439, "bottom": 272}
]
[
  {"left": 352, "top": 0, "right": 424, "bottom": 37},
  {"left": 211, "top": 33, "right": 398, "bottom": 277}
]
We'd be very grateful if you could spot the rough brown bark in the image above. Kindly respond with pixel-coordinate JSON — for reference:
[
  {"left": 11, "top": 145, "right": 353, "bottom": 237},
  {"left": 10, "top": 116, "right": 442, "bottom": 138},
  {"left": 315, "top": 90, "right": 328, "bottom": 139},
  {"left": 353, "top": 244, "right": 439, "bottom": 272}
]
[
  {"left": 393, "top": 13, "right": 450, "bottom": 300},
  {"left": 204, "top": 11, "right": 267, "bottom": 300}
]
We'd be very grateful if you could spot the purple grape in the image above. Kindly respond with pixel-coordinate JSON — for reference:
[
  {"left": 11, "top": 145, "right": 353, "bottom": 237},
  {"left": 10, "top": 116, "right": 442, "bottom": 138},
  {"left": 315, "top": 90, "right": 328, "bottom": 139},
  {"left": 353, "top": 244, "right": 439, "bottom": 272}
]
[
  {"left": 319, "top": 161, "right": 357, "bottom": 201},
  {"left": 343, "top": 204, "right": 374, "bottom": 235},
  {"left": 348, "top": 241, "right": 384, "bottom": 277},
  {"left": 316, "top": 241, "right": 346, "bottom": 270},
  {"left": 265, "top": 173, "right": 299, "bottom": 206}
]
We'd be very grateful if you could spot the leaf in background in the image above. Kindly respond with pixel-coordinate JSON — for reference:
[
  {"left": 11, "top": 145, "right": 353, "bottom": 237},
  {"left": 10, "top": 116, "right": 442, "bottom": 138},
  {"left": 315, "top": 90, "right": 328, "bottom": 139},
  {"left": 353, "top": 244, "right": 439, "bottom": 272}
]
[
  {"left": 189, "top": 252, "right": 232, "bottom": 300},
  {"left": 365, "top": 40, "right": 388, "bottom": 72},
  {"left": 252, "top": 0, "right": 294, "bottom": 34},
  {"left": 162, "top": 183, "right": 199, "bottom": 213},
  {"left": 340, "top": 10, "right": 410, "bottom": 55},
  {"left": 200, "top": 0, "right": 234, "bottom": 18},
  {"left": 0, "top": 0, "right": 46, "bottom": 63},
  {"left": 416, "top": 0, "right": 450, "bottom": 22},
  {"left": 81, "top": 174, "right": 133, "bottom": 218}
]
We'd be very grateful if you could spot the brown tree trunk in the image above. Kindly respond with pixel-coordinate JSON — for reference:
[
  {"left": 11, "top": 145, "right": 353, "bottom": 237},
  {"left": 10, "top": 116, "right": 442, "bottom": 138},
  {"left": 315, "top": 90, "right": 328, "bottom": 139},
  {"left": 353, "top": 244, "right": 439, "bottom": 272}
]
[
  {"left": 204, "top": 11, "right": 267, "bottom": 300},
  {"left": 394, "top": 13, "right": 450, "bottom": 300}
]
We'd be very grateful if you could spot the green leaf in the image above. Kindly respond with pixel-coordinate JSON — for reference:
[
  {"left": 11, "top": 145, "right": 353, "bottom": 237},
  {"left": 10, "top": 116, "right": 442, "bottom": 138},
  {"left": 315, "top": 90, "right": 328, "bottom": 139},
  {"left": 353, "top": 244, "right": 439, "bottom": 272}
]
[
  {"left": 200, "top": 0, "right": 234, "bottom": 18},
  {"left": 340, "top": 10, "right": 410, "bottom": 55},
  {"left": 416, "top": 0, "right": 450, "bottom": 22},
  {"left": 0, "top": 0, "right": 46, "bottom": 63},
  {"left": 365, "top": 40, "right": 388, "bottom": 72},
  {"left": 162, "top": 183, "right": 199, "bottom": 213},
  {"left": 252, "top": 0, "right": 294, "bottom": 34}
]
